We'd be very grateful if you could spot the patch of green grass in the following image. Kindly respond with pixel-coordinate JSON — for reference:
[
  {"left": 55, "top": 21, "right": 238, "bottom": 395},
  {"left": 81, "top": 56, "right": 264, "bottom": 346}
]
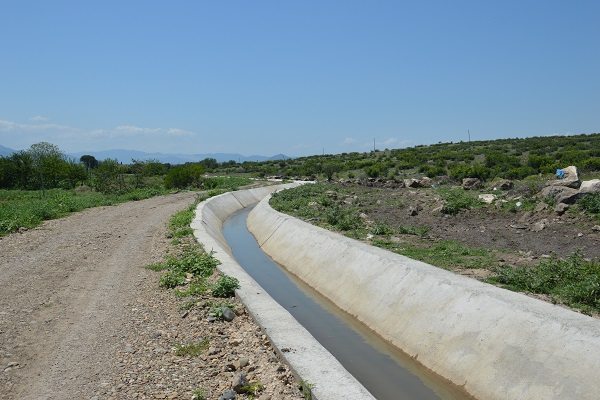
[
  {"left": 174, "top": 339, "right": 210, "bottom": 357},
  {"left": 396, "top": 224, "right": 430, "bottom": 237},
  {"left": 191, "top": 388, "right": 208, "bottom": 400},
  {"left": 371, "top": 239, "right": 493, "bottom": 270},
  {"left": 0, "top": 188, "right": 169, "bottom": 235},
  {"left": 145, "top": 261, "right": 169, "bottom": 271},
  {"left": 486, "top": 251, "right": 600, "bottom": 314},
  {"left": 241, "top": 381, "right": 265, "bottom": 398}
]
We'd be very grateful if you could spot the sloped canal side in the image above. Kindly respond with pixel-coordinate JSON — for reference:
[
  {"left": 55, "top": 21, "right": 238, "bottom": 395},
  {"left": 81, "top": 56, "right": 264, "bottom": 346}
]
[{"left": 223, "top": 205, "right": 474, "bottom": 400}]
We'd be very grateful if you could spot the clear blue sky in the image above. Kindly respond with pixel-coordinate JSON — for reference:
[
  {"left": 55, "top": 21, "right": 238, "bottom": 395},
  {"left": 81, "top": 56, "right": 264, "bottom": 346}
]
[{"left": 1, "top": 1, "right": 598, "bottom": 157}]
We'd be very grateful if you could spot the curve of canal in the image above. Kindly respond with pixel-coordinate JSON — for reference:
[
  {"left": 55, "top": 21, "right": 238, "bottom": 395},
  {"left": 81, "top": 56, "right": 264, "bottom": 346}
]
[{"left": 223, "top": 205, "right": 473, "bottom": 400}]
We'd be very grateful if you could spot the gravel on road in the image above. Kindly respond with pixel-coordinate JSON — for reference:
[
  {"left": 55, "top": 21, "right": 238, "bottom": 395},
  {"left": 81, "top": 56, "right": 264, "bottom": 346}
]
[{"left": 0, "top": 192, "right": 302, "bottom": 400}]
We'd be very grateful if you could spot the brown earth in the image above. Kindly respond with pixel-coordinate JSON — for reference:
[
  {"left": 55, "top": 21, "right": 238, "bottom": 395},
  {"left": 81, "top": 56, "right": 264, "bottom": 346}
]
[
  {"left": 0, "top": 192, "right": 302, "bottom": 400},
  {"left": 334, "top": 182, "right": 600, "bottom": 280}
]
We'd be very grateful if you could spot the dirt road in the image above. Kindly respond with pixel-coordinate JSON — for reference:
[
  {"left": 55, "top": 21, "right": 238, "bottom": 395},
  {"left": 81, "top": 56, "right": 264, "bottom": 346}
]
[{"left": 0, "top": 192, "right": 197, "bottom": 399}]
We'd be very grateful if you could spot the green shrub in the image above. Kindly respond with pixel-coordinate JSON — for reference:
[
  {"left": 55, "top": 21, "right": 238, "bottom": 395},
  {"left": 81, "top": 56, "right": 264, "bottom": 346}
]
[
  {"left": 159, "top": 270, "right": 187, "bottom": 288},
  {"left": 439, "top": 188, "right": 480, "bottom": 215},
  {"left": 212, "top": 275, "right": 240, "bottom": 298},
  {"left": 579, "top": 193, "right": 600, "bottom": 214}
]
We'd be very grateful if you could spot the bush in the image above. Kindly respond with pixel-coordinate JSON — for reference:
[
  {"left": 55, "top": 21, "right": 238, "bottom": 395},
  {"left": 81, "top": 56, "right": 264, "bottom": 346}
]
[
  {"left": 159, "top": 270, "right": 187, "bottom": 288},
  {"left": 212, "top": 275, "right": 240, "bottom": 298},
  {"left": 579, "top": 193, "right": 600, "bottom": 214},
  {"left": 439, "top": 188, "right": 480, "bottom": 215}
]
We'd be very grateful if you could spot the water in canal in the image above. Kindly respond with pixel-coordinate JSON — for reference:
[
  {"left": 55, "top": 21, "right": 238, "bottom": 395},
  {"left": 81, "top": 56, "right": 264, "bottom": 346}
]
[{"left": 222, "top": 206, "right": 473, "bottom": 400}]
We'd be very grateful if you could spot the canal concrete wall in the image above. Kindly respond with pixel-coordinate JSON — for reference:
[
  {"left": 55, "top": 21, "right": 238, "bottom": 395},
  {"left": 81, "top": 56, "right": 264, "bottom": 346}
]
[
  {"left": 192, "top": 184, "right": 375, "bottom": 400},
  {"left": 247, "top": 194, "right": 600, "bottom": 400}
]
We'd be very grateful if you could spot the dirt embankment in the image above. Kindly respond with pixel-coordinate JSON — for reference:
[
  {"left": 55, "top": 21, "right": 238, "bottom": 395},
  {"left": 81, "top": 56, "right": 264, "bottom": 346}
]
[{"left": 0, "top": 192, "right": 302, "bottom": 400}]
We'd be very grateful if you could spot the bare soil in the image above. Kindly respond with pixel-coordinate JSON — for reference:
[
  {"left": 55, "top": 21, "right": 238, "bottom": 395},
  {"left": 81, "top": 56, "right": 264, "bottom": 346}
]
[
  {"left": 337, "top": 182, "right": 600, "bottom": 274},
  {"left": 0, "top": 192, "right": 302, "bottom": 400}
]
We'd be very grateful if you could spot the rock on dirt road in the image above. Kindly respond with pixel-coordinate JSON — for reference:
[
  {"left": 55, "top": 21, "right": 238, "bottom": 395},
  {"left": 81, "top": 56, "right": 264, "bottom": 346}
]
[{"left": 0, "top": 192, "right": 198, "bottom": 399}]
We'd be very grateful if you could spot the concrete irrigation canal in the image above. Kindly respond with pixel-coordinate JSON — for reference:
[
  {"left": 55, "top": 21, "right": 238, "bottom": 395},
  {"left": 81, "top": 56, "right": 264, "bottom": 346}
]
[{"left": 192, "top": 183, "right": 600, "bottom": 400}]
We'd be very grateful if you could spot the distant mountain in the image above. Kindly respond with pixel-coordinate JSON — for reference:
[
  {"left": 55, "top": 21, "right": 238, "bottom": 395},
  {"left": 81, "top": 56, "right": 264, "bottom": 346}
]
[
  {"left": 0, "top": 145, "right": 15, "bottom": 157},
  {"left": 67, "top": 149, "right": 289, "bottom": 164}
]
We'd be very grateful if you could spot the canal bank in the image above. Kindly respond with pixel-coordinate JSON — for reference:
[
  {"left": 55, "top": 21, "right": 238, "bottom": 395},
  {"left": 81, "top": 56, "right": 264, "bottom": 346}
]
[{"left": 193, "top": 184, "right": 600, "bottom": 400}]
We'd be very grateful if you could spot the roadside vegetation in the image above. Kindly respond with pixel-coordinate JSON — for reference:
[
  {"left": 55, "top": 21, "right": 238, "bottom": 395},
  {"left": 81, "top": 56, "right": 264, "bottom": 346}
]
[
  {"left": 149, "top": 199, "right": 240, "bottom": 319},
  {"left": 0, "top": 142, "right": 254, "bottom": 235},
  {"left": 269, "top": 181, "right": 600, "bottom": 315}
]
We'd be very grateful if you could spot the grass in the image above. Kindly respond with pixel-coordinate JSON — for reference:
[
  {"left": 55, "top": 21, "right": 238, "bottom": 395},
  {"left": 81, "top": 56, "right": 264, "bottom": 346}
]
[
  {"left": 371, "top": 238, "right": 494, "bottom": 270},
  {"left": 0, "top": 187, "right": 169, "bottom": 235},
  {"left": 241, "top": 381, "right": 265, "bottom": 399},
  {"left": 174, "top": 339, "right": 210, "bottom": 357},
  {"left": 486, "top": 251, "right": 600, "bottom": 314}
]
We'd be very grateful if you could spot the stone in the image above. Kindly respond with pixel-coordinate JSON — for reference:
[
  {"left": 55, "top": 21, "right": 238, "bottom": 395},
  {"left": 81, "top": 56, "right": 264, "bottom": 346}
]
[
  {"left": 531, "top": 219, "right": 549, "bottom": 232},
  {"left": 551, "top": 165, "right": 581, "bottom": 189},
  {"left": 462, "top": 178, "right": 483, "bottom": 190},
  {"left": 237, "top": 357, "right": 250, "bottom": 368},
  {"left": 478, "top": 194, "right": 496, "bottom": 204},
  {"left": 407, "top": 205, "right": 422, "bottom": 216},
  {"left": 419, "top": 176, "right": 434, "bottom": 188},
  {"left": 534, "top": 202, "right": 549, "bottom": 212},
  {"left": 592, "top": 225, "right": 600, "bottom": 232},
  {"left": 555, "top": 203, "right": 569, "bottom": 215},
  {"left": 231, "top": 373, "right": 249, "bottom": 394},
  {"left": 257, "top": 395, "right": 271, "bottom": 400},
  {"left": 493, "top": 179, "right": 514, "bottom": 190},
  {"left": 404, "top": 178, "right": 420, "bottom": 188},
  {"left": 219, "top": 389, "right": 236, "bottom": 400},
  {"left": 221, "top": 306, "right": 235, "bottom": 322},
  {"left": 579, "top": 179, "right": 600, "bottom": 195},
  {"left": 539, "top": 186, "right": 580, "bottom": 205}
]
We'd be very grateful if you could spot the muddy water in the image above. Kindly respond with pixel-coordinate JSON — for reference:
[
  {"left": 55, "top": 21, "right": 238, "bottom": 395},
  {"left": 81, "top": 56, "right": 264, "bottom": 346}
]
[{"left": 222, "top": 206, "right": 474, "bottom": 400}]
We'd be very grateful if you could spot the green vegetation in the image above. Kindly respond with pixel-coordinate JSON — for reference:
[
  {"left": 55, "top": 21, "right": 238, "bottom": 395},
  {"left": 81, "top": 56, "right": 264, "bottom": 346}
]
[
  {"left": 487, "top": 251, "right": 600, "bottom": 314},
  {"left": 211, "top": 275, "right": 241, "bottom": 298},
  {"left": 0, "top": 188, "right": 168, "bottom": 235},
  {"left": 240, "top": 381, "right": 265, "bottom": 398},
  {"left": 204, "top": 132, "right": 600, "bottom": 183},
  {"left": 206, "top": 300, "right": 236, "bottom": 320},
  {"left": 579, "top": 193, "right": 600, "bottom": 215},
  {"left": 174, "top": 338, "right": 210, "bottom": 357},
  {"left": 191, "top": 388, "right": 208, "bottom": 400},
  {"left": 372, "top": 239, "right": 495, "bottom": 270},
  {"left": 299, "top": 380, "right": 316, "bottom": 400},
  {"left": 438, "top": 187, "right": 481, "bottom": 215}
]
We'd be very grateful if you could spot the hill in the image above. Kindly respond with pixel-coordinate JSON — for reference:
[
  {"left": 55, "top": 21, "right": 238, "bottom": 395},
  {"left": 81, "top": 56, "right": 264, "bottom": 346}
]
[{"left": 67, "top": 149, "right": 288, "bottom": 164}]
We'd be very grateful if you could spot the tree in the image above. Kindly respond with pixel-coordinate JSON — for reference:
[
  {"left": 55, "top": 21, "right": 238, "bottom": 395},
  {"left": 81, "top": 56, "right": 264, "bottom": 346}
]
[
  {"left": 164, "top": 164, "right": 204, "bottom": 189},
  {"left": 80, "top": 155, "right": 99, "bottom": 170},
  {"left": 94, "top": 158, "right": 123, "bottom": 194},
  {"left": 80, "top": 155, "right": 98, "bottom": 190},
  {"left": 28, "top": 142, "right": 66, "bottom": 196},
  {"left": 322, "top": 162, "right": 341, "bottom": 181}
]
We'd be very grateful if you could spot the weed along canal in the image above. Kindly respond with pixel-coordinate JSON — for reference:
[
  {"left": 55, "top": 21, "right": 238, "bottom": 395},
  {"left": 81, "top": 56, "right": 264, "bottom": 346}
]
[{"left": 222, "top": 205, "right": 473, "bottom": 400}]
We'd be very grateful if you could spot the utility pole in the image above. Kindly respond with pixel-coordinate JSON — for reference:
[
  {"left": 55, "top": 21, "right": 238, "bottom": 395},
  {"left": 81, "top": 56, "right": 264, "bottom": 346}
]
[
  {"left": 373, "top": 138, "right": 376, "bottom": 152},
  {"left": 468, "top": 129, "right": 471, "bottom": 143}
]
